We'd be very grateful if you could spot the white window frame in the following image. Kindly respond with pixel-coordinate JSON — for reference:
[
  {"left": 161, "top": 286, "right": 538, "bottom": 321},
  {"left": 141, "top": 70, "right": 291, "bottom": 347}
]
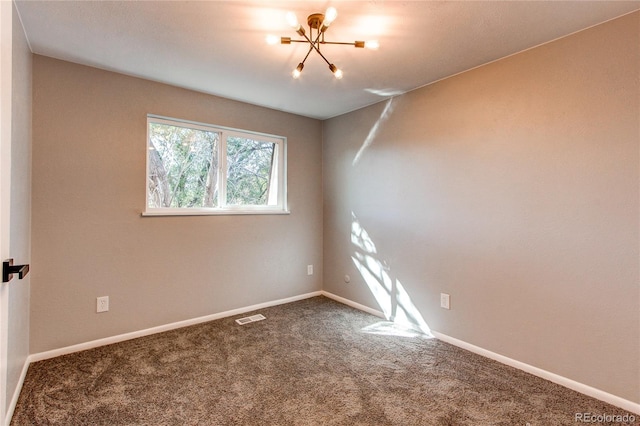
[{"left": 144, "top": 115, "right": 288, "bottom": 216}]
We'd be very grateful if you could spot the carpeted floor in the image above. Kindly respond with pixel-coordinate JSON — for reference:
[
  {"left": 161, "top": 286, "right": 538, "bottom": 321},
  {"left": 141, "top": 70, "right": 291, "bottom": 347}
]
[{"left": 11, "top": 296, "right": 636, "bottom": 425}]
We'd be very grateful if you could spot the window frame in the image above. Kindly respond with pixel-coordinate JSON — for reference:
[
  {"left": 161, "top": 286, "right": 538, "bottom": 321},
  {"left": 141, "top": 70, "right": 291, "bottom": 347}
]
[{"left": 144, "top": 115, "right": 288, "bottom": 216}]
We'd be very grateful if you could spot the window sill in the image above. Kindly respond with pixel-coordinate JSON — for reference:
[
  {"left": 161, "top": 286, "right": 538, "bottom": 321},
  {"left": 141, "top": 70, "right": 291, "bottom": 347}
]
[{"left": 141, "top": 209, "right": 290, "bottom": 217}]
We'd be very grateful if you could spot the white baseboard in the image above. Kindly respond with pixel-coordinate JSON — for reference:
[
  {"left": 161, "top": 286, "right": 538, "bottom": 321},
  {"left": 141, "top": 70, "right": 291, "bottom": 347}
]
[
  {"left": 321, "top": 291, "right": 386, "bottom": 318},
  {"left": 29, "top": 291, "right": 322, "bottom": 363},
  {"left": 431, "top": 331, "right": 640, "bottom": 415},
  {"left": 320, "top": 293, "right": 639, "bottom": 415},
  {"left": 26, "top": 291, "right": 372, "bottom": 364}
]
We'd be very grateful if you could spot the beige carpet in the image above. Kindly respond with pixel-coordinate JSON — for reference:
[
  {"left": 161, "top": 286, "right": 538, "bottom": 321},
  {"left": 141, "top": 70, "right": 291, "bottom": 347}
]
[{"left": 11, "top": 296, "right": 635, "bottom": 425}]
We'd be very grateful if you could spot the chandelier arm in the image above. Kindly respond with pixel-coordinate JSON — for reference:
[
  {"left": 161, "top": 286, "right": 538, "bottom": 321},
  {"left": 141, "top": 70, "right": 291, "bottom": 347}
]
[
  {"left": 287, "top": 40, "right": 358, "bottom": 47},
  {"left": 300, "top": 44, "right": 314, "bottom": 65},
  {"left": 312, "top": 27, "right": 324, "bottom": 48},
  {"left": 288, "top": 13, "right": 334, "bottom": 65},
  {"left": 319, "top": 41, "right": 358, "bottom": 46},
  {"left": 285, "top": 35, "right": 330, "bottom": 66},
  {"left": 312, "top": 46, "right": 332, "bottom": 67},
  {"left": 285, "top": 38, "right": 332, "bottom": 62},
  {"left": 297, "top": 29, "right": 317, "bottom": 47},
  {"left": 290, "top": 31, "right": 332, "bottom": 66},
  {"left": 302, "top": 28, "right": 332, "bottom": 65}
]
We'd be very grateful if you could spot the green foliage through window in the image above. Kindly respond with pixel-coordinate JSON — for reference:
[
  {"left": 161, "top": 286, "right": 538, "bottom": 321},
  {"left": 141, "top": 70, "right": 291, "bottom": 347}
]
[
  {"left": 226, "top": 137, "right": 276, "bottom": 206},
  {"left": 148, "top": 123, "right": 219, "bottom": 208},
  {"left": 146, "top": 116, "right": 286, "bottom": 214}
]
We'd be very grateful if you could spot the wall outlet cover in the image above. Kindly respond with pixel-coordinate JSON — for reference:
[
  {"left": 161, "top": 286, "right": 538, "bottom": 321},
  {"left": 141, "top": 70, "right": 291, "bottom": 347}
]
[
  {"left": 440, "top": 293, "right": 450, "bottom": 310},
  {"left": 97, "top": 296, "right": 109, "bottom": 313}
]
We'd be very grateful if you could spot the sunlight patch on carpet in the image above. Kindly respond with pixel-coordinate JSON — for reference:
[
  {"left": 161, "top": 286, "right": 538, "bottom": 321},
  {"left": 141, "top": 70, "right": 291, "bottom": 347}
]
[{"left": 361, "top": 321, "right": 429, "bottom": 338}]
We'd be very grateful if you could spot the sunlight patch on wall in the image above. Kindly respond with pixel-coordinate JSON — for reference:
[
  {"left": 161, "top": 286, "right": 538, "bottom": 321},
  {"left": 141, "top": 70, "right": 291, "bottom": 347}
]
[
  {"left": 352, "top": 97, "right": 397, "bottom": 166},
  {"left": 352, "top": 253, "right": 392, "bottom": 318},
  {"left": 364, "top": 88, "right": 405, "bottom": 97},
  {"left": 351, "top": 212, "right": 433, "bottom": 337},
  {"left": 351, "top": 218, "right": 378, "bottom": 254}
]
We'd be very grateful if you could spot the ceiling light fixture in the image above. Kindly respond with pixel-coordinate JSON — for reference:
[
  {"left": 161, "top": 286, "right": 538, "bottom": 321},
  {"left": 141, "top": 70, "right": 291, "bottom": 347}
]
[{"left": 270, "top": 7, "right": 379, "bottom": 79}]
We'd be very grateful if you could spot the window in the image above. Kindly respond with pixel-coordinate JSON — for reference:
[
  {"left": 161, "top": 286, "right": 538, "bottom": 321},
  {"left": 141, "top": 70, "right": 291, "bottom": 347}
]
[{"left": 145, "top": 115, "right": 287, "bottom": 215}]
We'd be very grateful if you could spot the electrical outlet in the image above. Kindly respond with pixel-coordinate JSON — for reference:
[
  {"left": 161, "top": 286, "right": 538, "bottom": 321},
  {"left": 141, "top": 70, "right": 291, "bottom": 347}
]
[
  {"left": 307, "top": 265, "right": 313, "bottom": 275},
  {"left": 440, "top": 293, "right": 450, "bottom": 310},
  {"left": 97, "top": 296, "right": 109, "bottom": 313}
]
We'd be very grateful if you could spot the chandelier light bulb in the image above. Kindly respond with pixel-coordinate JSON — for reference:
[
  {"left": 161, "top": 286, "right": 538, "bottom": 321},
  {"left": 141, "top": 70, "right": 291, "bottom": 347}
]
[
  {"left": 324, "top": 7, "right": 338, "bottom": 27},
  {"left": 292, "top": 63, "right": 304, "bottom": 79},
  {"left": 265, "top": 35, "right": 279, "bottom": 45},
  {"left": 365, "top": 40, "right": 380, "bottom": 50},
  {"left": 329, "top": 64, "right": 343, "bottom": 79},
  {"left": 286, "top": 12, "right": 300, "bottom": 30}
]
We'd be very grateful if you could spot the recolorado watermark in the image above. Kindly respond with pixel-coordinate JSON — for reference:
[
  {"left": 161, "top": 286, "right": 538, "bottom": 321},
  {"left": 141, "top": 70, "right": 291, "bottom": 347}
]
[{"left": 575, "top": 412, "right": 636, "bottom": 423}]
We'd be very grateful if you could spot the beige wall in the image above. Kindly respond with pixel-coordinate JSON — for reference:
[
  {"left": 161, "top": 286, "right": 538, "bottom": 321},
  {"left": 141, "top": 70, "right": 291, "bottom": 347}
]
[
  {"left": 31, "top": 56, "right": 323, "bottom": 353},
  {"left": 323, "top": 12, "right": 639, "bottom": 403},
  {"left": 6, "top": 1, "right": 32, "bottom": 414}
]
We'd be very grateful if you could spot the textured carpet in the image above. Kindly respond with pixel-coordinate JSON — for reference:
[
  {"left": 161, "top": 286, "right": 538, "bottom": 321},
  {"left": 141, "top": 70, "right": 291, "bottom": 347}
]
[{"left": 11, "top": 296, "right": 635, "bottom": 425}]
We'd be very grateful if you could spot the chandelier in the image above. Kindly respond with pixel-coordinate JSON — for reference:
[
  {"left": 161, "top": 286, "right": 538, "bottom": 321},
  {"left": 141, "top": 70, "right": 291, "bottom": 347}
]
[{"left": 268, "top": 7, "right": 379, "bottom": 79}]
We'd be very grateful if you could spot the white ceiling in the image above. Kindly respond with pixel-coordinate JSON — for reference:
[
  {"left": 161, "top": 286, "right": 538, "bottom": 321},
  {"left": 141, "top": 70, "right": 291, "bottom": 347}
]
[{"left": 15, "top": 1, "right": 640, "bottom": 120}]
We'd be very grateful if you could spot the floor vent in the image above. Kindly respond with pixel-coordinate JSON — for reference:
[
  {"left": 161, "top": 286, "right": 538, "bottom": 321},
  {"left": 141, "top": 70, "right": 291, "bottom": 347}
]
[{"left": 235, "top": 314, "right": 266, "bottom": 325}]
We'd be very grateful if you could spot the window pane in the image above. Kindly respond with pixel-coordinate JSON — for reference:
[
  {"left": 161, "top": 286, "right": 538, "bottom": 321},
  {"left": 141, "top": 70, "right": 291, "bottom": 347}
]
[
  {"left": 226, "top": 136, "right": 277, "bottom": 206},
  {"left": 145, "top": 115, "right": 286, "bottom": 215},
  {"left": 148, "top": 122, "right": 219, "bottom": 208}
]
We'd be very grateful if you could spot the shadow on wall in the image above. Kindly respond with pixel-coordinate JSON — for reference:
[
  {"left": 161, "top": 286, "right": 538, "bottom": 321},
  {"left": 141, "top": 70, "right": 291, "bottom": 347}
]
[{"left": 351, "top": 212, "right": 433, "bottom": 338}]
